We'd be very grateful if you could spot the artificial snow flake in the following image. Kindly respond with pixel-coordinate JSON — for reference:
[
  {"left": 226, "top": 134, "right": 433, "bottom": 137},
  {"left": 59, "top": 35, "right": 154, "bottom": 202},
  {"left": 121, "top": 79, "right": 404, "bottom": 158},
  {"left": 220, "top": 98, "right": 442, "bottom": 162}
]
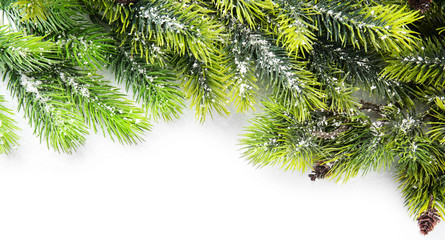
[
  {"left": 398, "top": 116, "right": 417, "bottom": 133},
  {"left": 20, "top": 75, "right": 41, "bottom": 94}
]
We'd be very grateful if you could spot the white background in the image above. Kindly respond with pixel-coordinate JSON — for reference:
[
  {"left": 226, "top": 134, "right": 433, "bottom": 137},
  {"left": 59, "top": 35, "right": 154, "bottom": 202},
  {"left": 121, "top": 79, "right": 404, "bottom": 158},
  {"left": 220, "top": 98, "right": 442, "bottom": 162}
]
[
  {"left": 0, "top": 8, "right": 443, "bottom": 240},
  {"left": 0, "top": 95, "right": 444, "bottom": 240},
  {"left": 0, "top": 13, "right": 443, "bottom": 240}
]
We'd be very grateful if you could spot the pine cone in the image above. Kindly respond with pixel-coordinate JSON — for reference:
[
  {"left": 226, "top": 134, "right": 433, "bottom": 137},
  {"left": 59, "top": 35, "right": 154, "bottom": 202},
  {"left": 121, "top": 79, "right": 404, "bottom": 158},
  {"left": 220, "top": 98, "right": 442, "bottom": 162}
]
[
  {"left": 408, "top": 0, "right": 433, "bottom": 13},
  {"left": 308, "top": 161, "right": 331, "bottom": 181},
  {"left": 116, "top": 0, "right": 138, "bottom": 5},
  {"left": 417, "top": 208, "right": 441, "bottom": 235}
]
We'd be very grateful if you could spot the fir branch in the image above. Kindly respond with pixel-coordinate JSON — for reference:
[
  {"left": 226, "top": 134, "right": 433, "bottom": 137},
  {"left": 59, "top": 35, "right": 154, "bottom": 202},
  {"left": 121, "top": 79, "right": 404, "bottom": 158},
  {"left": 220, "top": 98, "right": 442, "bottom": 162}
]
[
  {"left": 382, "top": 37, "right": 445, "bottom": 87},
  {"left": 381, "top": 104, "right": 423, "bottom": 137},
  {"left": 54, "top": 23, "right": 116, "bottom": 71},
  {"left": 307, "top": 0, "right": 420, "bottom": 52},
  {"left": 395, "top": 136, "right": 445, "bottom": 218},
  {"left": 4, "top": 1, "right": 116, "bottom": 71},
  {"left": 82, "top": 0, "right": 134, "bottom": 34},
  {"left": 308, "top": 60, "right": 360, "bottom": 114},
  {"left": 123, "top": 36, "right": 169, "bottom": 66},
  {"left": 111, "top": 46, "right": 185, "bottom": 121},
  {"left": 9, "top": 0, "right": 81, "bottom": 33},
  {"left": 0, "top": 95, "right": 20, "bottom": 154},
  {"left": 5, "top": 69, "right": 89, "bottom": 153},
  {"left": 0, "top": 26, "right": 55, "bottom": 72},
  {"left": 6, "top": 1, "right": 117, "bottom": 71},
  {"left": 225, "top": 30, "right": 259, "bottom": 113},
  {"left": 272, "top": 0, "right": 317, "bottom": 56},
  {"left": 233, "top": 25, "right": 325, "bottom": 121},
  {"left": 427, "top": 97, "right": 445, "bottom": 144},
  {"left": 171, "top": 53, "right": 230, "bottom": 122},
  {"left": 325, "top": 117, "right": 395, "bottom": 182},
  {"left": 12, "top": 0, "right": 49, "bottom": 22},
  {"left": 0, "top": 0, "right": 15, "bottom": 10},
  {"left": 128, "top": 0, "right": 225, "bottom": 64},
  {"left": 54, "top": 64, "right": 151, "bottom": 144},
  {"left": 310, "top": 39, "right": 416, "bottom": 106},
  {"left": 240, "top": 100, "right": 320, "bottom": 171},
  {"left": 209, "top": 0, "right": 274, "bottom": 28}
]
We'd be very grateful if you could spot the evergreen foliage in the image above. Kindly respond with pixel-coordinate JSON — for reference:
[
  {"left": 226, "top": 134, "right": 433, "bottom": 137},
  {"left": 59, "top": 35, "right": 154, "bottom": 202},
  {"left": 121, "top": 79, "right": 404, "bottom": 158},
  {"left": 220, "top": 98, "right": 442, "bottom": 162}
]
[{"left": 0, "top": 0, "right": 443, "bottom": 235}]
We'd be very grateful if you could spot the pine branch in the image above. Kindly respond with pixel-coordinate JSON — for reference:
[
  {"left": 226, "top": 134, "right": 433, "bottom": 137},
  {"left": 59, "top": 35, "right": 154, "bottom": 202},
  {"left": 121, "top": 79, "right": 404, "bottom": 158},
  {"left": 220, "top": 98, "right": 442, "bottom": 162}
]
[
  {"left": 0, "top": 26, "right": 55, "bottom": 72},
  {"left": 9, "top": 0, "right": 81, "bottom": 33},
  {"left": 171, "top": 53, "right": 230, "bottom": 122},
  {"left": 225, "top": 27, "right": 259, "bottom": 113},
  {"left": 208, "top": 0, "right": 274, "bottom": 28},
  {"left": 307, "top": 0, "right": 420, "bottom": 52},
  {"left": 427, "top": 97, "right": 445, "bottom": 144},
  {"left": 122, "top": 35, "right": 169, "bottom": 66},
  {"left": 308, "top": 60, "right": 360, "bottom": 114},
  {"left": 0, "top": 0, "right": 16, "bottom": 10},
  {"left": 325, "top": 116, "right": 395, "bottom": 182},
  {"left": 54, "top": 64, "right": 151, "bottom": 144},
  {"left": 5, "top": 1, "right": 117, "bottom": 71},
  {"left": 12, "top": 0, "right": 49, "bottom": 22},
  {"left": 382, "top": 104, "right": 423, "bottom": 137},
  {"left": 310, "top": 38, "right": 416, "bottom": 106},
  {"left": 54, "top": 23, "right": 116, "bottom": 71},
  {"left": 127, "top": 0, "right": 225, "bottom": 64},
  {"left": 395, "top": 136, "right": 445, "bottom": 218},
  {"left": 272, "top": 0, "right": 317, "bottom": 56},
  {"left": 382, "top": 37, "right": 445, "bottom": 87},
  {"left": 82, "top": 0, "right": 134, "bottom": 34},
  {"left": 111, "top": 45, "right": 185, "bottom": 121},
  {"left": 240, "top": 100, "right": 320, "bottom": 171},
  {"left": 0, "top": 95, "right": 20, "bottom": 154},
  {"left": 5, "top": 69, "right": 89, "bottom": 153},
  {"left": 233, "top": 25, "right": 325, "bottom": 121}
]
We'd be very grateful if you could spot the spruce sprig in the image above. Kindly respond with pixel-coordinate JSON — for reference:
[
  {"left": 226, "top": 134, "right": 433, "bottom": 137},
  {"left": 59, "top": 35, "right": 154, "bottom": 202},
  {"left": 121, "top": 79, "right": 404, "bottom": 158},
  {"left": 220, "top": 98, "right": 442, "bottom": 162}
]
[{"left": 0, "top": 95, "right": 19, "bottom": 154}]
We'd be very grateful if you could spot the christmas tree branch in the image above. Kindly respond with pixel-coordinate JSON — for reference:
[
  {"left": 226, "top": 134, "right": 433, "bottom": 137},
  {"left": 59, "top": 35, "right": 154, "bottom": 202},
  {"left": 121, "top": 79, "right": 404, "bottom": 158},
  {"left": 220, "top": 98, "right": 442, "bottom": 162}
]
[
  {"left": 111, "top": 45, "right": 185, "bottom": 122},
  {"left": 5, "top": 69, "right": 89, "bottom": 153},
  {"left": 308, "top": 60, "right": 360, "bottom": 114},
  {"left": 0, "top": 95, "right": 20, "bottom": 154},
  {"left": 382, "top": 37, "right": 445, "bottom": 86},
  {"left": 307, "top": 0, "right": 420, "bottom": 52},
  {"left": 325, "top": 116, "right": 394, "bottom": 182},
  {"left": 233, "top": 25, "right": 325, "bottom": 121},
  {"left": 241, "top": 100, "right": 320, "bottom": 171},
  {"left": 82, "top": 0, "right": 134, "bottom": 34},
  {"left": 395, "top": 136, "right": 445, "bottom": 219},
  {"left": 272, "top": 0, "right": 317, "bottom": 56},
  {"left": 171, "top": 53, "right": 230, "bottom": 122},
  {"left": 0, "top": 26, "right": 55, "bottom": 72},
  {"left": 54, "top": 23, "right": 116, "bottom": 71},
  {"left": 225, "top": 38, "right": 259, "bottom": 113},
  {"left": 9, "top": 0, "right": 81, "bottom": 33},
  {"left": 207, "top": 0, "right": 274, "bottom": 28},
  {"left": 310, "top": 38, "right": 416, "bottom": 106},
  {"left": 127, "top": 0, "right": 225, "bottom": 65},
  {"left": 54, "top": 64, "right": 151, "bottom": 144}
]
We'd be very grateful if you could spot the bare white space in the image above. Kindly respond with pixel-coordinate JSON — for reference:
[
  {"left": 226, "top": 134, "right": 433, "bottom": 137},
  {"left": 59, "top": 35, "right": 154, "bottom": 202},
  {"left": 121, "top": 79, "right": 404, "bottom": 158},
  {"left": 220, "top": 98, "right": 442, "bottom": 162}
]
[
  {"left": 0, "top": 13, "right": 443, "bottom": 240},
  {"left": 0, "top": 102, "right": 443, "bottom": 240}
]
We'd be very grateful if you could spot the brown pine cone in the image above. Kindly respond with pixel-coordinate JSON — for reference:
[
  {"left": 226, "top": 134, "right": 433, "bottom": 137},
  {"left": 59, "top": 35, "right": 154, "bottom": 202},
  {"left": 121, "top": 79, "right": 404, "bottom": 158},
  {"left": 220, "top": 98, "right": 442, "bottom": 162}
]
[
  {"left": 417, "top": 208, "right": 441, "bottom": 235},
  {"left": 408, "top": 0, "right": 433, "bottom": 13},
  {"left": 308, "top": 161, "right": 331, "bottom": 181}
]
